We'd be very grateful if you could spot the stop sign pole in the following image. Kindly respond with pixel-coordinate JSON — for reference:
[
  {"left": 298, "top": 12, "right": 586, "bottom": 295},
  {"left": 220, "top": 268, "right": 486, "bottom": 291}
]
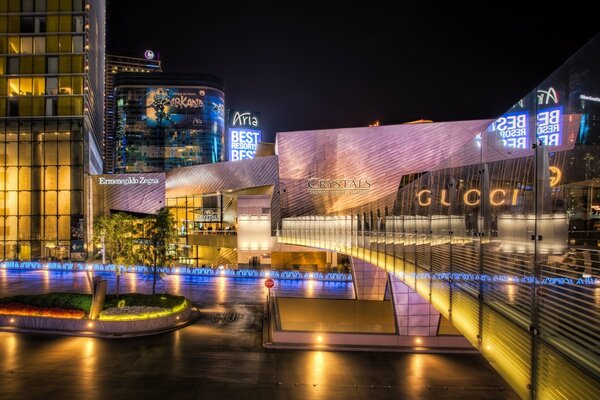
[{"left": 264, "top": 278, "right": 274, "bottom": 303}]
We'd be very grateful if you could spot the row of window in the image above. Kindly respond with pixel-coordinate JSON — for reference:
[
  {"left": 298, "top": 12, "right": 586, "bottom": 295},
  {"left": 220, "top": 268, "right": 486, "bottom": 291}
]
[
  {"left": 0, "top": 35, "right": 84, "bottom": 54},
  {"left": 0, "top": 96, "right": 83, "bottom": 116},
  {"left": 0, "top": 141, "right": 82, "bottom": 165},
  {"left": 0, "top": 190, "right": 74, "bottom": 215},
  {"left": 0, "top": 215, "right": 76, "bottom": 242},
  {"left": 0, "top": 15, "right": 84, "bottom": 34},
  {"left": 0, "top": 0, "right": 85, "bottom": 13},
  {"left": 0, "top": 54, "right": 84, "bottom": 74},
  {"left": 3, "top": 76, "right": 83, "bottom": 96}
]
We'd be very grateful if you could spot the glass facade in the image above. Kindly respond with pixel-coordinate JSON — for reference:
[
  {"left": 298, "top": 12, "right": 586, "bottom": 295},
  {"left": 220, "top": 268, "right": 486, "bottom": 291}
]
[
  {"left": 104, "top": 55, "right": 162, "bottom": 174},
  {"left": 280, "top": 36, "right": 600, "bottom": 399},
  {"left": 0, "top": 0, "right": 104, "bottom": 260},
  {"left": 114, "top": 76, "right": 225, "bottom": 173}
]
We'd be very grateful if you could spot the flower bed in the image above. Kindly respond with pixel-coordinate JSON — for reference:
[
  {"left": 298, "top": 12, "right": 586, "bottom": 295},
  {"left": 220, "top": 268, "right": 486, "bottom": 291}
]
[
  {"left": 99, "top": 303, "right": 188, "bottom": 321},
  {"left": 0, "top": 303, "right": 86, "bottom": 319},
  {"left": 0, "top": 293, "right": 188, "bottom": 321}
]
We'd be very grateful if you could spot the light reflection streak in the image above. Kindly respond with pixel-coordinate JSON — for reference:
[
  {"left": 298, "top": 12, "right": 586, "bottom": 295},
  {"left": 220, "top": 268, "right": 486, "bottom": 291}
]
[
  {"left": 507, "top": 283, "right": 516, "bottom": 303},
  {"left": 306, "top": 279, "right": 315, "bottom": 297},
  {"left": 217, "top": 275, "right": 226, "bottom": 304},
  {"left": 81, "top": 338, "right": 96, "bottom": 391},
  {"left": 172, "top": 273, "right": 181, "bottom": 294},
  {"left": 2, "top": 334, "right": 17, "bottom": 371}
]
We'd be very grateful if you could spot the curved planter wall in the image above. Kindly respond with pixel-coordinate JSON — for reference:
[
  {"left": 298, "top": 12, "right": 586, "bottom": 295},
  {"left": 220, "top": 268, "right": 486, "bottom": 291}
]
[{"left": 0, "top": 305, "right": 192, "bottom": 335}]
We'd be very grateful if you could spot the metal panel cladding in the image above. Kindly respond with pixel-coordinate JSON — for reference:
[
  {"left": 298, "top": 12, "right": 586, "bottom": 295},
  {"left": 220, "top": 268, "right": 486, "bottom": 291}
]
[{"left": 276, "top": 120, "right": 492, "bottom": 217}]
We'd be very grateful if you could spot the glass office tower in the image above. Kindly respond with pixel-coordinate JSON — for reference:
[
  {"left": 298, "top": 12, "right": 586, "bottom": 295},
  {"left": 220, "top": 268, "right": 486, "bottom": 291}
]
[
  {"left": 104, "top": 54, "right": 162, "bottom": 173},
  {"left": 0, "top": 0, "right": 105, "bottom": 261}
]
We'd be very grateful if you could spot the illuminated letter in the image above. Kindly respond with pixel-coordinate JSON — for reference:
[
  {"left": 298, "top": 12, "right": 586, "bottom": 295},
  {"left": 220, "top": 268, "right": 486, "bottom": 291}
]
[
  {"left": 490, "top": 189, "right": 506, "bottom": 206},
  {"left": 441, "top": 189, "right": 450, "bottom": 206},
  {"left": 463, "top": 189, "right": 481, "bottom": 206},
  {"left": 417, "top": 189, "right": 431, "bottom": 206},
  {"left": 549, "top": 166, "right": 561, "bottom": 187},
  {"left": 511, "top": 189, "right": 519, "bottom": 206}
]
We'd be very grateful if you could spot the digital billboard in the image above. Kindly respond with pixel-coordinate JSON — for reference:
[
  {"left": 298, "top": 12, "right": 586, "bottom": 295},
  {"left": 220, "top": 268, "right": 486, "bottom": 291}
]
[
  {"left": 228, "top": 110, "right": 261, "bottom": 161},
  {"left": 145, "top": 87, "right": 224, "bottom": 129},
  {"left": 488, "top": 87, "right": 563, "bottom": 149}
]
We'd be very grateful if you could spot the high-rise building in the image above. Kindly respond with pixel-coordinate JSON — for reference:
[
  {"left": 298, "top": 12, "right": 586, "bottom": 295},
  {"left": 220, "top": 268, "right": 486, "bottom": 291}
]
[
  {"left": 104, "top": 53, "right": 161, "bottom": 173},
  {"left": 114, "top": 73, "right": 225, "bottom": 173},
  {"left": 0, "top": 0, "right": 105, "bottom": 261}
]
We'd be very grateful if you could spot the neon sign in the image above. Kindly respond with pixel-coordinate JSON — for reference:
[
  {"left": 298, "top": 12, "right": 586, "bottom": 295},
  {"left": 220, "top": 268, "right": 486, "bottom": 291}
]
[
  {"left": 415, "top": 167, "right": 561, "bottom": 207},
  {"left": 229, "top": 129, "right": 261, "bottom": 160},
  {"left": 228, "top": 110, "right": 261, "bottom": 161}
]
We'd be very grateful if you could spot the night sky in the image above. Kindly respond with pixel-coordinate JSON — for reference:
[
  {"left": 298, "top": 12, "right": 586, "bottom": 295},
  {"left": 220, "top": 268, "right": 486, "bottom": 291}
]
[{"left": 108, "top": 1, "right": 598, "bottom": 143}]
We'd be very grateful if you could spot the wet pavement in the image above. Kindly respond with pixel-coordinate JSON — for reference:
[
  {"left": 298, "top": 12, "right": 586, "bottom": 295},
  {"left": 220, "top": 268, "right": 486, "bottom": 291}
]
[
  {"left": 0, "top": 269, "right": 355, "bottom": 305},
  {"left": 0, "top": 270, "right": 519, "bottom": 399}
]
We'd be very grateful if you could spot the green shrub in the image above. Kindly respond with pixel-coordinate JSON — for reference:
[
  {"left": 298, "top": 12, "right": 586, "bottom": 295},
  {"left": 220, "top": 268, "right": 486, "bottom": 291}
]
[
  {"left": 0, "top": 292, "right": 184, "bottom": 313},
  {"left": 0, "top": 293, "right": 92, "bottom": 312},
  {"left": 104, "top": 293, "right": 185, "bottom": 309}
]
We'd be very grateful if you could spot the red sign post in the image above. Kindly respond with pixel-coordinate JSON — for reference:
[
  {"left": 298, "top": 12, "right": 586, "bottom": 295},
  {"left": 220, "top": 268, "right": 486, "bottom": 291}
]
[{"left": 264, "top": 278, "right": 275, "bottom": 305}]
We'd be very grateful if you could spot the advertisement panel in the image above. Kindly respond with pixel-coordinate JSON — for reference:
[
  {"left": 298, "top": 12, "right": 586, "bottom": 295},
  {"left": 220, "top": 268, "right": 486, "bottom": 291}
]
[
  {"left": 228, "top": 110, "right": 261, "bottom": 161},
  {"left": 488, "top": 86, "right": 563, "bottom": 149},
  {"left": 146, "top": 87, "right": 224, "bottom": 129}
]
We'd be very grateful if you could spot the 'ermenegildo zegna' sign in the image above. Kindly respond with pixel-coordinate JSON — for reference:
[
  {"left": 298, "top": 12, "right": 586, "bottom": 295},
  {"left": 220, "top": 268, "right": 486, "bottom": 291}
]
[{"left": 98, "top": 177, "right": 160, "bottom": 186}]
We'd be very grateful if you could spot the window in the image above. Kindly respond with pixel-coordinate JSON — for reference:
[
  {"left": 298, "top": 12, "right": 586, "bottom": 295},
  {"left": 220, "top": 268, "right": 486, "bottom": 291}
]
[
  {"left": 58, "top": 36, "right": 71, "bottom": 52},
  {"left": 32, "top": 77, "right": 44, "bottom": 95},
  {"left": 73, "top": 16, "right": 83, "bottom": 33},
  {"left": 72, "top": 76, "right": 82, "bottom": 94},
  {"left": 45, "top": 77, "right": 58, "bottom": 95},
  {"left": 33, "top": 37, "right": 45, "bottom": 53},
  {"left": 72, "top": 36, "right": 83, "bottom": 53},
  {"left": 57, "top": 97, "right": 70, "bottom": 115},
  {"left": 20, "top": 37, "right": 33, "bottom": 54},
  {"left": 8, "top": 78, "right": 19, "bottom": 95},
  {"left": 32, "top": 56, "right": 45, "bottom": 73},
  {"left": 59, "top": 15, "right": 71, "bottom": 32},
  {"left": 46, "top": 36, "right": 58, "bottom": 53},
  {"left": 58, "top": 76, "right": 71, "bottom": 94},
  {"left": 72, "top": 0, "right": 83, "bottom": 11},
  {"left": 34, "top": 17, "right": 46, "bottom": 33},
  {"left": 8, "top": 16, "right": 19, "bottom": 32},
  {"left": 8, "top": 37, "right": 19, "bottom": 54},
  {"left": 22, "top": 0, "right": 34, "bottom": 12},
  {"left": 32, "top": 97, "right": 44, "bottom": 116},
  {"left": 45, "top": 97, "right": 57, "bottom": 116},
  {"left": 47, "top": 56, "right": 58, "bottom": 73},
  {"left": 47, "top": 16, "right": 58, "bottom": 32},
  {"left": 58, "top": 56, "right": 70, "bottom": 73},
  {"left": 20, "top": 17, "right": 34, "bottom": 33},
  {"left": 8, "top": 57, "right": 19, "bottom": 74},
  {"left": 8, "top": 99, "right": 19, "bottom": 117},
  {"left": 19, "top": 56, "right": 32, "bottom": 74},
  {"left": 35, "top": 0, "right": 45, "bottom": 12}
]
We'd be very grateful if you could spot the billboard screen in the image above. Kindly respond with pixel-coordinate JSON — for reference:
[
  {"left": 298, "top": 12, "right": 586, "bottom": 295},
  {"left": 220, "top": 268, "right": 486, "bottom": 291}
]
[
  {"left": 488, "top": 86, "right": 564, "bottom": 149},
  {"left": 145, "top": 87, "right": 224, "bottom": 129},
  {"left": 228, "top": 110, "right": 261, "bottom": 161}
]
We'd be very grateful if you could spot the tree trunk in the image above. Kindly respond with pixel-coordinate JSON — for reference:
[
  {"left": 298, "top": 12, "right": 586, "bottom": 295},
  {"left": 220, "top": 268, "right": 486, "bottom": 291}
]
[
  {"left": 116, "top": 268, "right": 121, "bottom": 298},
  {"left": 152, "top": 260, "right": 157, "bottom": 295}
]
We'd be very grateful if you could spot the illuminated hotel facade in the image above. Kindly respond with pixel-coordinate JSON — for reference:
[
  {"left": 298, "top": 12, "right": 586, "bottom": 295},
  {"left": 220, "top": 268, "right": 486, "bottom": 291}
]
[
  {"left": 0, "top": 0, "right": 104, "bottom": 261},
  {"left": 113, "top": 73, "right": 225, "bottom": 173}
]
